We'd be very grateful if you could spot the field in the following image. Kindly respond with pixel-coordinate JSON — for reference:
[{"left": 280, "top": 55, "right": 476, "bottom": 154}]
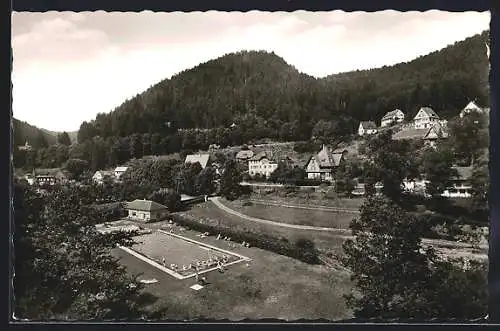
[
  {"left": 249, "top": 191, "right": 365, "bottom": 210},
  {"left": 182, "top": 201, "right": 349, "bottom": 255},
  {"left": 114, "top": 219, "right": 353, "bottom": 321},
  {"left": 129, "top": 230, "right": 248, "bottom": 278},
  {"left": 223, "top": 199, "right": 356, "bottom": 229}
]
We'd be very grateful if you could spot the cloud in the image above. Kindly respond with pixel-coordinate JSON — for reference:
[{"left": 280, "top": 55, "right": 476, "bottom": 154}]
[{"left": 12, "top": 15, "right": 110, "bottom": 68}]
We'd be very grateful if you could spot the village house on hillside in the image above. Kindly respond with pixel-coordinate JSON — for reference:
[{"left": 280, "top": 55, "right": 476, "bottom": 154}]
[
  {"left": 125, "top": 199, "right": 169, "bottom": 222},
  {"left": 358, "top": 121, "right": 378, "bottom": 136},
  {"left": 24, "top": 168, "right": 67, "bottom": 186},
  {"left": 381, "top": 109, "right": 405, "bottom": 127},
  {"left": 18, "top": 141, "right": 33, "bottom": 151},
  {"left": 184, "top": 153, "right": 210, "bottom": 169},
  {"left": 305, "top": 145, "right": 347, "bottom": 182},
  {"left": 92, "top": 170, "right": 115, "bottom": 185},
  {"left": 248, "top": 151, "right": 278, "bottom": 178},
  {"left": 114, "top": 166, "right": 128, "bottom": 179},
  {"left": 413, "top": 107, "right": 440, "bottom": 129},
  {"left": 441, "top": 166, "right": 473, "bottom": 198},
  {"left": 459, "top": 100, "right": 489, "bottom": 118}
]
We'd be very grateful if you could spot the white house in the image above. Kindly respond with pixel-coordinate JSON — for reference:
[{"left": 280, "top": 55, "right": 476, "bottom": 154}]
[
  {"left": 402, "top": 178, "right": 429, "bottom": 195},
  {"left": 441, "top": 166, "right": 473, "bottom": 198},
  {"left": 381, "top": 109, "right": 405, "bottom": 127},
  {"left": 24, "top": 173, "right": 35, "bottom": 185},
  {"left": 248, "top": 151, "right": 278, "bottom": 178},
  {"left": 125, "top": 199, "right": 169, "bottom": 222},
  {"left": 358, "top": 121, "right": 378, "bottom": 136},
  {"left": 459, "top": 100, "right": 486, "bottom": 118},
  {"left": 305, "top": 145, "right": 346, "bottom": 182},
  {"left": 92, "top": 170, "right": 115, "bottom": 185},
  {"left": 114, "top": 166, "right": 128, "bottom": 179},
  {"left": 413, "top": 107, "right": 440, "bottom": 129},
  {"left": 18, "top": 141, "right": 33, "bottom": 151},
  {"left": 184, "top": 153, "right": 210, "bottom": 169}
]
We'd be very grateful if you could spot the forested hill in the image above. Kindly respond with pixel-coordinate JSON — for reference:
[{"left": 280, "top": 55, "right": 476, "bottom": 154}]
[
  {"left": 13, "top": 118, "right": 58, "bottom": 148},
  {"left": 77, "top": 30, "right": 489, "bottom": 143},
  {"left": 323, "top": 30, "right": 490, "bottom": 121}
]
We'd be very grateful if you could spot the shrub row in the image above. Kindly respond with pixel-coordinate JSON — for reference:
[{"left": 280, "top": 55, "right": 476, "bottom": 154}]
[{"left": 169, "top": 213, "right": 321, "bottom": 265}]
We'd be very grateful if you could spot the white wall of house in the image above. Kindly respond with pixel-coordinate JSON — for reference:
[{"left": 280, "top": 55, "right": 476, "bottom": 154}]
[
  {"left": 380, "top": 118, "right": 393, "bottom": 127},
  {"left": 358, "top": 124, "right": 365, "bottom": 136},
  {"left": 128, "top": 210, "right": 151, "bottom": 221},
  {"left": 248, "top": 158, "right": 278, "bottom": 178},
  {"left": 358, "top": 124, "right": 377, "bottom": 136},
  {"left": 441, "top": 183, "right": 473, "bottom": 198},
  {"left": 414, "top": 109, "right": 439, "bottom": 129},
  {"left": 441, "top": 187, "right": 472, "bottom": 198}
]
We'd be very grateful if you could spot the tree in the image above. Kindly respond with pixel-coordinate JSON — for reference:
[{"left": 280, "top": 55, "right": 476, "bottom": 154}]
[
  {"left": 13, "top": 182, "right": 161, "bottom": 319},
  {"left": 361, "top": 134, "right": 420, "bottom": 202},
  {"left": 57, "top": 132, "right": 72, "bottom": 146},
  {"left": 334, "top": 161, "right": 357, "bottom": 197},
  {"left": 195, "top": 166, "right": 216, "bottom": 195},
  {"left": 177, "top": 162, "right": 203, "bottom": 196},
  {"left": 342, "top": 195, "right": 487, "bottom": 319},
  {"left": 149, "top": 189, "right": 183, "bottom": 212},
  {"left": 469, "top": 152, "right": 489, "bottom": 212},
  {"left": 129, "top": 134, "right": 143, "bottom": 159},
  {"left": 35, "top": 131, "right": 48, "bottom": 149},
  {"left": 220, "top": 159, "right": 242, "bottom": 200},
  {"left": 448, "top": 111, "right": 489, "bottom": 165},
  {"left": 64, "top": 158, "right": 90, "bottom": 181},
  {"left": 422, "top": 149, "right": 458, "bottom": 197}
]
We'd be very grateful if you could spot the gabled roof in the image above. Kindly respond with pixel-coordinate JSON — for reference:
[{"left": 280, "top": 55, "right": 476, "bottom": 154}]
[
  {"left": 416, "top": 107, "right": 439, "bottom": 119},
  {"left": 307, "top": 145, "right": 344, "bottom": 169},
  {"left": 184, "top": 153, "right": 210, "bottom": 168},
  {"left": 114, "top": 166, "right": 128, "bottom": 172},
  {"left": 125, "top": 199, "right": 168, "bottom": 212},
  {"left": 423, "top": 122, "right": 449, "bottom": 140},
  {"left": 382, "top": 109, "right": 404, "bottom": 120},
  {"left": 360, "top": 121, "right": 377, "bottom": 130},
  {"left": 93, "top": 170, "right": 115, "bottom": 178},
  {"left": 249, "top": 151, "right": 275, "bottom": 162},
  {"left": 464, "top": 101, "right": 481, "bottom": 111},
  {"left": 236, "top": 150, "right": 254, "bottom": 159}
]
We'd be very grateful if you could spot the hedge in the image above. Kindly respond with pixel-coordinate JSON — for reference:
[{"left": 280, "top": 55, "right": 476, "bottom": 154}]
[{"left": 169, "top": 213, "right": 321, "bottom": 265}]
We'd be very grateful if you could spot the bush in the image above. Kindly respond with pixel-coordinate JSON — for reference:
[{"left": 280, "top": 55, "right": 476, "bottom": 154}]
[
  {"left": 169, "top": 214, "right": 321, "bottom": 265},
  {"left": 294, "top": 179, "right": 322, "bottom": 186}
]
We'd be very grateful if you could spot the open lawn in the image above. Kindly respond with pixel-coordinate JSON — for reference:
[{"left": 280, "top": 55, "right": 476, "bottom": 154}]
[
  {"left": 113, "top": 221, "right": 353, "bottom": 321},
  {"left": 182, "top": 202, "right": 348, "bottom": 255},
  {"left": 250, "top": 192, "right": 365, "bottom": 210},
  {"left": 223, "top": 199, "right": 356, "bottom": 229}
]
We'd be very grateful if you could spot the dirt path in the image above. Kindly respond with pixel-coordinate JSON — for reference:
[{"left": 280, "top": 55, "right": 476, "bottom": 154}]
[{"left": 209, "top": 197, "right": 488, "bottom": 253}]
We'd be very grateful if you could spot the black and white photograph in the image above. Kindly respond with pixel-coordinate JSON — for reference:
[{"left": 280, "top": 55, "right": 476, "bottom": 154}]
[{"left": 11, "top": 10, "right": 491, "bottom": 321}]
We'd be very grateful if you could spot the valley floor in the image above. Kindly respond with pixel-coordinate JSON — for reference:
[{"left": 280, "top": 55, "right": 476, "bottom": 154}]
[{"left": 113, "top": 219, "right": 353, "bottom": 321}]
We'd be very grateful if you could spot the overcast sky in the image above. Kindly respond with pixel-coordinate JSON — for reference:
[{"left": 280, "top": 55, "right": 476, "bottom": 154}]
[{"left": 12, "top": 10, "right": 490, "bottom": 132}]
